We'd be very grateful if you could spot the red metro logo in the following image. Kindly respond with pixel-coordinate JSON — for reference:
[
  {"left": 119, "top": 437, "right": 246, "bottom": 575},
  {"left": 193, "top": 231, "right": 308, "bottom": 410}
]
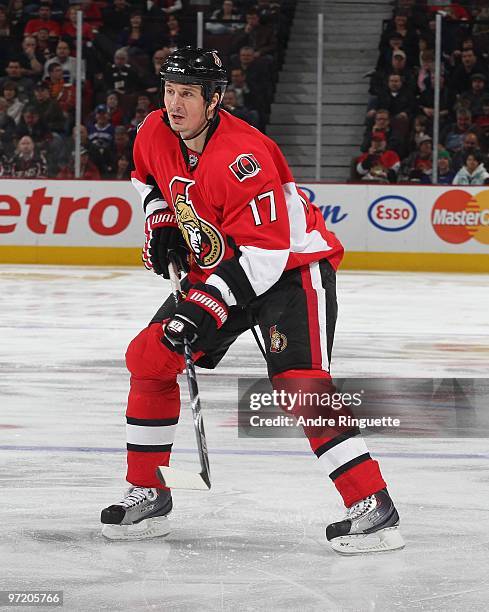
[{"left": 431, "top": 190, "right": 489, "bottom": 244}]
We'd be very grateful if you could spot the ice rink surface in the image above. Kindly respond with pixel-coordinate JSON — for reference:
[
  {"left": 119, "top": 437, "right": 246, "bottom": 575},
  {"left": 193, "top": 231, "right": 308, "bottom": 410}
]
[{"left": 1, "top": 265, "right": 488, "bottom": 612}]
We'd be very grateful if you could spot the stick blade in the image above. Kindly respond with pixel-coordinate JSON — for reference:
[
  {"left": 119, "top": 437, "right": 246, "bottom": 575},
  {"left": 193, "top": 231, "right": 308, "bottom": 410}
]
[{"left": 157, "top": 466, "right": 211, "bottom": 490}]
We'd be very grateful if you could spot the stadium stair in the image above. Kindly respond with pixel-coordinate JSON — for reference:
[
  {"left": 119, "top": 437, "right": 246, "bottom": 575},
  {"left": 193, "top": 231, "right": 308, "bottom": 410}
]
[{"left": 268, "top": 0, "right": 392, "bottom": 181}]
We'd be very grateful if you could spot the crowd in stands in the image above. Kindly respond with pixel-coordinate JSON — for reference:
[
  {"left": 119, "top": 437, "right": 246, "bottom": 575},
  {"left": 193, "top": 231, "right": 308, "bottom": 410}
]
[
  {"left": 0, "top": 0, "right": 295, "bottom": 179},
  {"left": 355, "top": 0, "right": 489, "bottom": 185}
]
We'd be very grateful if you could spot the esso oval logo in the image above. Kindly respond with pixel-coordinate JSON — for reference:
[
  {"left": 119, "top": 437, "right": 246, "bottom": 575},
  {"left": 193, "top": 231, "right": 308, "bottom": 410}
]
[{"left": 368, "top": 195, "right": 417, "bottom": 232}]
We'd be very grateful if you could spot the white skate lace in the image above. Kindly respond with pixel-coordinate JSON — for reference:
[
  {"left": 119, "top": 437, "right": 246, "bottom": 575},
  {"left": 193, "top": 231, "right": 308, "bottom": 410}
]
[
  {"left": 346, "top": 495, "right": 376, "bottom": 520},
  {"left": 119, "top": 487, "right": 154, "bottom": 509}
]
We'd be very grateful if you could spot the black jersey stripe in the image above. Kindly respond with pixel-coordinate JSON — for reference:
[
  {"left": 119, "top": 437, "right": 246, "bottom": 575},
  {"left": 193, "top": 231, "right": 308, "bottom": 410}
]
[
  {"left": 126, "top": 417, "right": 179, "bottom": 427},
  {"left": 314, "top": 427, "right": 361, "bottom": 458},
  {"left": 329, "top": 453, "right": 371, "bottom": 481},
  {"left": 127, "top": 443, "right": 173, "bottom": 453}
]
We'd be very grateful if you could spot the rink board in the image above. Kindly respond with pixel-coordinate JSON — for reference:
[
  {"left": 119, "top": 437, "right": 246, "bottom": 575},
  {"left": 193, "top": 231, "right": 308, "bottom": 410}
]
[{"left": 0, "top": 179, "right": 488, "bottom": 272}]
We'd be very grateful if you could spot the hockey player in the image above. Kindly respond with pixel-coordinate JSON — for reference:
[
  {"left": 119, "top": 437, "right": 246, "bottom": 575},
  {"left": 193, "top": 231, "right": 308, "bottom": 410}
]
[{"left": 100, "top": 47, "right": 404, "bottom": 554}]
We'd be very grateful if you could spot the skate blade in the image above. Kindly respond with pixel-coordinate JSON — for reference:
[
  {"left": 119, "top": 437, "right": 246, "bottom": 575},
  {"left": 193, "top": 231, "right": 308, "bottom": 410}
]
[
  {"left": 101, "top": 515, "right": 171, "bottom": 541},
  {"left": 330, "top": 526, "right": 405, "bottom": 555}
]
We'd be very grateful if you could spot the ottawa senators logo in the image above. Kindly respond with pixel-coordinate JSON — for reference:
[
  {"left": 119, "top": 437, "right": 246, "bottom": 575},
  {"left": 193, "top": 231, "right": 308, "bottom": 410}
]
[
  {"left": 169, "top": 176, "right": 224, "bottom": 268},
  {"left": 269, "top": 325, "right": 287, "bottom": 353},
  {"left": 229, "top": 153, "right": 261, "bottom": 182}
]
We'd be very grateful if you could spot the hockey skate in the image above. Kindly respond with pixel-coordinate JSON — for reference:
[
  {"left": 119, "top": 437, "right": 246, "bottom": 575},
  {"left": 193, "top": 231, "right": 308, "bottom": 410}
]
[
  {"left": 326, "top": 489, "right": 405, "bottom": 555},
  {"left": 101, "top": 486, "right": 172, "bottom": 541}
]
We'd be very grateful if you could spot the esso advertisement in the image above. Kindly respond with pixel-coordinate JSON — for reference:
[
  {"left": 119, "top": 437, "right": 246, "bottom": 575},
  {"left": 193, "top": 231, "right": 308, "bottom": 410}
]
[
  {"left": 368, "top": 195, "right": 417, "bottom": 232},
  {"left": 0, "top": 180, "right": 142, "bottom": 246},
  {"left": 431, "top": 189, "right": 489, "bottom": 245}
]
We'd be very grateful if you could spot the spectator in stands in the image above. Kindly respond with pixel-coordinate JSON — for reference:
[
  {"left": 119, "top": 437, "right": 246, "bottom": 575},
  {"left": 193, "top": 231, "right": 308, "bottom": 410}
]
[
  {"left": 15, "top": 105, "right": 48, "bottom": 140},
  {"left": 9, "top": 134, "right": 48, "bottom": 177},
  {"left": 356, "top": 131, "right": 400, "bottom": 183},
  {"left": 118, "top": 10, "right": 152, "bottom": 57},
  {"left": 24, "top": 1, "right": 61, "bottom": 38},
  {"left": 113, "top": 153, "right": 131, "bottom": 179},
  {"left": 222, "top": 89, "right": 259, "bottom": 128},
  {"left": 376, "top": 32, "right": 405, "bottom": 71},
  {"left": 368, "top": 74, "right": 416, "bottom": 122},
  {"left": 88, "top": 104, "right": 115, "bottom": 149},
  {"left": 135, "top": 93, "right": 155, "bottom": 114},
  {"left": 211, "top": 0, "right": 242, "bottom": 22},
  {"left": 45, "top": 62, "right": 76, "bottom": 120},
  {"left": 127, "top": 105, "right": 149, "bottom": 139},
  {"left": 418, "top": 72, "right": 451, "bottom": 126},
  {"left": 162, "top": 14, "right": 187, "bottom": 51},
  {"left": 101, "top": 0, "right": 131, "bottom": 44},
  {"left": 0, "top": 96, "right": 16, "bottom": 155},
  {"left": 400, "top": 135, "right": 433, "bottom": 183},
  {"left": 0, "top": 59, "right": 34, "bottom": 102},
  {"left": 361, "top": 109, "right": 400, "bottom": 154},
  {"left": 231, "top": 8, "right": 277, "bottom": 60},
  {"left": 7, "top": 0, "right": 28, "bottom": 40},
  {"left": 449, "top": 48, "right": 487, "bottom": 96},
  {"left": 367, "top": 74, "right": 416, "bottom": 151},
  {"left": 416, "top": 49, "right": 434, "bottom": 94},
  {"left": 459, "top": 73, "right": 488, "bottom": 119},
  {"left": 106, "top": 91, "right": 124, "bottom": 126},
  {"left": 230, "top": 46, "right": 273, "bottom": 127},
  {"left": 104, "top": 48, "right": 144, "bottom": 96},
  {"left": 208, "top": 0, "right": 243, "bottom": 33},
  {"left": 113, "top": 124, "right": 133, "bottom": 160},
  {"left": 379, "top": 11, "right": 418, "bottom": 68},
  {"left": 62, "top": 5, "right": 95, "bottom": 44},
  {"left": 369, "top": 49, "right": 416, "bottom": 98},
  {"left": 35, "top": 27, "right": 54, "bottom": 61},
  {"left": 474, "top": 96, "right": 489, "bottom": 152},
  {"left": 44, "top": 40, "right": 79, "bottom": 83},
  {"left": 408, "top": 114, "right": 430, "bottom": 151},
  {"left": 228, "top": 67, "right": 250, "bottom": 107},
  {"left": 80, "top": 0, "right": 103, "bottom": 30},
  {"left": 451, "top": 131, "right": 480, "bottom": 172},
  {"left": 145, "top": 49, "right": 168, "bottom": 101},
  {"left": 436, "top": 150, "right": 455, "bottom": 185},
  {"left": 57, "top": 146, "right": 101, "bottom": 179},
  {"left": 452, "top": 150, "right": 489, "bottom": 185},
  {"left": 18, "top": 35, "right": 44, "bottom": 79},
  {"left": 2, "top": 81, "right": 24, "bottom": 124},
  {"left": 441, "top": 108, "right": 474, "bottom": 153},
  {"left": 32, "top": 81, "right": 64, "bottom": 134}
]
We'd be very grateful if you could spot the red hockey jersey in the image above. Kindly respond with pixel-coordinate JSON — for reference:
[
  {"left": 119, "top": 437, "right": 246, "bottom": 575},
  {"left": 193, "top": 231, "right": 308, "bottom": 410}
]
[{"left": 131, "top": 109, "right": 344, "bottom": 307}]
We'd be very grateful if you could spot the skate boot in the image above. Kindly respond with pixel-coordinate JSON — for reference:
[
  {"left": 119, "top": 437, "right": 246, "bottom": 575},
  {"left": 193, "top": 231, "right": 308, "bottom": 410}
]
[
  {"left": 101, "top": 486, "right": 172, "bottom": 540},
  {"left": 326, "top": 488, "right": 404, "bottom": 555}
]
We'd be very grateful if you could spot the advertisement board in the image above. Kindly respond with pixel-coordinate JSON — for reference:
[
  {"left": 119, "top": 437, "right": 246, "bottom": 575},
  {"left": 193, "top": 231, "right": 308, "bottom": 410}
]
[{"left": 1, "top": 179, "right": 488, "bottom": 271}]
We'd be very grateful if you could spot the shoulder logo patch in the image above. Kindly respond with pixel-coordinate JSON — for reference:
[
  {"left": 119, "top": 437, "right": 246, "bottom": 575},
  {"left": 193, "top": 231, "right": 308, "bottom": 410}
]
[{"left": 229, "top": 153, "right": 261, "bottom": 182}]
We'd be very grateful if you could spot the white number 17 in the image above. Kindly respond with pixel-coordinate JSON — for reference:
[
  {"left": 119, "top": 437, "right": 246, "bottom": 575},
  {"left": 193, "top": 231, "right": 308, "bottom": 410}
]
[{"left": 248, "top": 190, "right": 277, "bottom": 226}]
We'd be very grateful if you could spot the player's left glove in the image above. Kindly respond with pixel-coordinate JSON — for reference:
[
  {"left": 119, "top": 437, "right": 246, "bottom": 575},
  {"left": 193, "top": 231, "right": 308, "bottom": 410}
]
[
  {"left": 142, "top": 209, "right": 190, "bottom": 279},
  {"left": 163, "top": 283, "right": 228, "bottom": 353}
]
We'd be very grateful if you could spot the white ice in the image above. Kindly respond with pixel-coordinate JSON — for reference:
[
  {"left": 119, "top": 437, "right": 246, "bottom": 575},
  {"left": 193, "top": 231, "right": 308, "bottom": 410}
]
[{"left": 1, "top": 265, "right": 489, "bottom": 611}]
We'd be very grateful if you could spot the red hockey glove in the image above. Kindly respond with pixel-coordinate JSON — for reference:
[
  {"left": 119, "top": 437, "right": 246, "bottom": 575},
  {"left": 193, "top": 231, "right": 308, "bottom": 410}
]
[
  {"left": 142, "top": 209, "right": 189, "bottom": 279},
  {"left": 163, "top": 284, "right": 228, "bottom": 353}
]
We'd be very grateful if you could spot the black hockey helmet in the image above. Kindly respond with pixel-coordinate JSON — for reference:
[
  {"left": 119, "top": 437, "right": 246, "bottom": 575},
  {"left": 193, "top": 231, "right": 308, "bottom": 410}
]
[{"left": 160, "top": 46, "right": 228, "bottom": 106}]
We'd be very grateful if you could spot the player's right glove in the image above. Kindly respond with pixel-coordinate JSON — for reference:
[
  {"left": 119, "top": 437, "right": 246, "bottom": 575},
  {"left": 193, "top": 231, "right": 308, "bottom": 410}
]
[
  {"left": 163, "top": 283, "right": 228, "bottom": 353},
  {"left": 142, "top": 209, "right": 190, "bottom": 279}
]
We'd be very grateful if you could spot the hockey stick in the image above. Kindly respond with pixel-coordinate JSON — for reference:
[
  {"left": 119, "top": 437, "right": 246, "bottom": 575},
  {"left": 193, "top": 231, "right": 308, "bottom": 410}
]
[{"left": 156, "top": 259, "right": 211, "bottom": 490}]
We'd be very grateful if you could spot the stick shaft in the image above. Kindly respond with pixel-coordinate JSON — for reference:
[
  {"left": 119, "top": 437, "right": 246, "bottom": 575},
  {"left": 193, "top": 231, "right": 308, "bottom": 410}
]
[{"left": 168, "top": 262, "right": 211, "bottom": 488}]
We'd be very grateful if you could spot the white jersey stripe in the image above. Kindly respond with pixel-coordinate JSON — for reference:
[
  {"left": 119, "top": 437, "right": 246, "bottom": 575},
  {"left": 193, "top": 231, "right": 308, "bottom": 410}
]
[
  {"left": 308, "top": 262, "right": 328, "bottom": 371},
  {"left": 317, "top": 436, "right": 370, "bottom": 475},
  {"left": 126, "top": 423, "right": 177, "bottom": 446}
]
